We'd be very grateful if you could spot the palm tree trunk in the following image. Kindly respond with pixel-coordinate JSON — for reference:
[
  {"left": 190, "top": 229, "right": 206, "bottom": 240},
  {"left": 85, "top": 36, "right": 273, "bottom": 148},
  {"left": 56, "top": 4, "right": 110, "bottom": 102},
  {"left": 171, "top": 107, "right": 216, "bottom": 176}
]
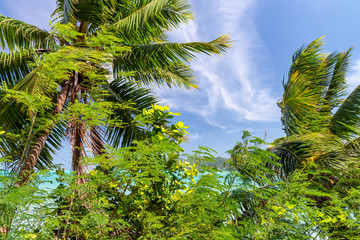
[
  {"left": 71, "top": 121, "right": 87, "bottom": 185},
  {"left": 14, "top": 80, "right": 72, "bottom": 187}
]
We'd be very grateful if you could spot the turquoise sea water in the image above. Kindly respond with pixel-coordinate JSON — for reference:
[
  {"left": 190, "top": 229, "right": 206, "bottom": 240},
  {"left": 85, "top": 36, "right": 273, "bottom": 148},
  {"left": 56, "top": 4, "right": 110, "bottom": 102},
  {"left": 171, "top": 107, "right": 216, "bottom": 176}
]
[
  {"left": 0, "top": 170, "right": 69, "bottom": 190},
  {"left": 1, "top": 170, "right": 233, "bottom": 191},
  {"left": 37, "top": 172, "right": 63, "bottom": 190}
]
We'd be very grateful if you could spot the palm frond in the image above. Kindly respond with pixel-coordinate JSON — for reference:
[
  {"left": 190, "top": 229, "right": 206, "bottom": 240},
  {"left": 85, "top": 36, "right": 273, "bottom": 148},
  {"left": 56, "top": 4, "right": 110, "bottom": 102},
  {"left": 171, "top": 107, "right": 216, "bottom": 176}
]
[
  {"left": 113, "top": 0, "right": 193, "bottom": 34},
  {"left": 343, "top": 137, "right": 360, "bottom": 168},
  {"left": 0, "top": 48, "right": 38, "bottom": 86},
  {"left": 113, "top": 0, "right": 171, "bottom": 31},
  {"left": 160, "top": 0, "right": 193, "bottom": 28},
  {"left": 112, "top": 0, "right": 193, "bottom": 34},
  {"left": 64, "top": 0, "right": 77, "bottom": 23},
  {"left": 90, "top": 126, "right": 106, "bottom": 156},
  {"left": 0, "top": 100, "right": 25, "bottom": 166},
  {"left": 279, "top": 71, "right": 328, "bottom": 136},
  {"left": 0, "top": 68, "right": 55, "bottom": 126},
  {"left": 116, "top": 61, "right": 196, "bottom": 89},
  {"left": 288, "top": 38, "right": 324, "bottom": 79},
  {"left": 279, "top": 38, "right": 343, "bottom": 136},
  {"left": 271, "top": 132, "right": 346, "bottom": 176},
  {"left": 104, "top": 79, "right": 158, "bottom": 148},
  {"left": 0, "top": 15, "right": 53, "bottom": 51},
  {"left": 113, "top": 36, "right": 231, "bottom": 88},
  {"left": 112, "top": 24, "right": 166, "bottom": 46},
  {"left": 35, "top": 131, "right": 65, "bottom": 171},
  {"left": 330, "top": 85, "right": 360, "bottom": 140},
  {"left": 41, "top": 120, "right": 67, "bottom": 168},
  {"left": 323, "top": 49, "right": 352, "bottom": 111},
  {"left": 135, "top": 64, "right": 196, "bottom": 89},
  {"left": 128, "top": 35, "right": 231, "bottom": 64},
  {"left": 0, "top": 92, "right": 28, "bottom": 141},
  {"left": 0, "top": 102, "right": 66, "bottom": 172},
  {"left": 7, "top": 63, "right": 59, "bottom": 102},
  {"left": 73, "top": 2, "right": 105, "bottom": 27},
  {"left": 53, "top": 0, "right": 77, "bottom": 24}
]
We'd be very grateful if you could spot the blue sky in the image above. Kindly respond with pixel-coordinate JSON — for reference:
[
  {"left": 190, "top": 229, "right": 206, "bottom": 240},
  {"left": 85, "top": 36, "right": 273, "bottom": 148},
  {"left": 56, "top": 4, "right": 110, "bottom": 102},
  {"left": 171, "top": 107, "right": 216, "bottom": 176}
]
[{"left": 2, "top": 0, "right": 360, "bottom": 165}]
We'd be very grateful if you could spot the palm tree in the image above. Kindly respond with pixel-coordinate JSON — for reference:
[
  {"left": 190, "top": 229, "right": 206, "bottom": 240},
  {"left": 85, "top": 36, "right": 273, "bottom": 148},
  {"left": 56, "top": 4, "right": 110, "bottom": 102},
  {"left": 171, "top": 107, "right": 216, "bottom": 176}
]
[
  {"left": 226, "top": 40, "right": 360, "bottom": 238},
  {"left": 270, "top": 38, "right": 360, "bottom": 179},
  {"left": 0, "top": 0, "right": 231, "bottom": 185}
]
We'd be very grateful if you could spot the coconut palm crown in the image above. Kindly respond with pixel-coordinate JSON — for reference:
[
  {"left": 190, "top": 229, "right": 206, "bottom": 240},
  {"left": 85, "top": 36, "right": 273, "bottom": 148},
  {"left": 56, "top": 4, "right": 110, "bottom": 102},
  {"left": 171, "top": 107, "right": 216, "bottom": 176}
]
[{"left": 270, "top": 38, "right": 360, "bottom": 177}]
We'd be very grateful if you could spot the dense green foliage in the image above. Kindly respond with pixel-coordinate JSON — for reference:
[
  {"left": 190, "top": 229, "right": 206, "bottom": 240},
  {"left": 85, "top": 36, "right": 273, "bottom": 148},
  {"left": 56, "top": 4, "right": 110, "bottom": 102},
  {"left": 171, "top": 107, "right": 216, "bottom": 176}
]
[
  {"left": 2, "top": 106, "right": 360, "bottom": 239},
  {"left": 0, "top": 0, "right": 231, "bottom": 185}
]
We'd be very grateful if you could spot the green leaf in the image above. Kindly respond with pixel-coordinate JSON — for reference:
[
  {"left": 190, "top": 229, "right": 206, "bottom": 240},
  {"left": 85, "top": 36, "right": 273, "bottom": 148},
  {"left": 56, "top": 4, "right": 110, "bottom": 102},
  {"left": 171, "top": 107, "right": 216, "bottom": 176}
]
[{"left": 0, "top": 15, "right": 53, "bottom": 51}]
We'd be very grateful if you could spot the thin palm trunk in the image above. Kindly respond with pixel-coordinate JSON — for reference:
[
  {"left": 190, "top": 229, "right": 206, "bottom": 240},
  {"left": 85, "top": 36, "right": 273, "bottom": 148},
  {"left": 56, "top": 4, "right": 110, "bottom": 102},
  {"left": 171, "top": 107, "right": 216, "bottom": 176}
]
[
  {"left": 67, "top": 71, "right": 88, "bottom": 182},
  {"left": 71, "top": 121, "right": 87, "bottom": 185},
  {"left": 3, "top": 80, "right": 72, "bottom": 238},
  {"left": 14, "top": 80, "right": 72, "bottom": 187}
]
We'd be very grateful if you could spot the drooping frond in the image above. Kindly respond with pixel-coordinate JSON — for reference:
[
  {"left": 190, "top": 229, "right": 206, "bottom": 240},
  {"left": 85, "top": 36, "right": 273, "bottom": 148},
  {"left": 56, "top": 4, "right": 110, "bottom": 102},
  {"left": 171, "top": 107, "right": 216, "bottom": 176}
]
[
  {"left": 73, "top": 1, "right": 107, "bottom": 27},
  {"left": 115, "top": 55, "right": 196, "bottom": 88},
  {"left": 12, "top": 68, "right": 55, "bottom": 97},
  {"left": 0, "top": 95, "right": 27, "bottom": 166},
  {"left": 0, "top": 73, "right": 41, "bottom": 140},
  {"left": 0, "top": 15, "right": 53, "bottom": 51},
  {"left": 104, "top": 79, "right": 158, "bottom": 148},
  {"left": 0, "top": 49, "right": 36, "bottom": 86},
  {"left": 112, "top": 23, "right": 166, "bottom": 46},
  {"left": 34, "top": 121, "right": 67, "bottom": 170},
  {"left": 270, "top": 131, "right": 348, "bottom": 176},
  {"left": 0, "top": 96, "right": 26, "bottom": 135},
  {"left": 52, "top": 0, "right": 77, "bottom": 24},
  {"left": 344, "top": 136, "right": 360, "bottom": 155},
  {"left": 0, "top": 94, "right": 66, "bottom": 172},
  {"left": 90, "top": 126, "right": 106, "bottom": 156},
  {"left": 159, "top": 0, "right": 193, "bottom": 29}
]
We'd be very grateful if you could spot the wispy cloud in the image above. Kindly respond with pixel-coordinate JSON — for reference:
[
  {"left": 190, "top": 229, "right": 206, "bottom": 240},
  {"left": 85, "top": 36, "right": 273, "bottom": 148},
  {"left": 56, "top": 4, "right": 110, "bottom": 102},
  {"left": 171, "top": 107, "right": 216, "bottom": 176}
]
[
  {"left": 188, "top": 132, "right": 203, "bottom": 141},
  {"left": 158, "top": 0, "right": 279, "bottom": 132}
]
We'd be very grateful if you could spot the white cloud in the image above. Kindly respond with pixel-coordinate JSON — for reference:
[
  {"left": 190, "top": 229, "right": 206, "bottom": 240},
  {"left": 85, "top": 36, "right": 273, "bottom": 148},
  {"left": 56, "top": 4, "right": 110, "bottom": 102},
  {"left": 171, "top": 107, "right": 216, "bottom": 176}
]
[
  {"left": 188, "top": 132, "right": 203, "bottom": 141},
  {"left": 205, "top": 118, "right": 227, "bottom": 130},
  {"left": 158, "top": 0, "right": 279, "bottom": 131}
]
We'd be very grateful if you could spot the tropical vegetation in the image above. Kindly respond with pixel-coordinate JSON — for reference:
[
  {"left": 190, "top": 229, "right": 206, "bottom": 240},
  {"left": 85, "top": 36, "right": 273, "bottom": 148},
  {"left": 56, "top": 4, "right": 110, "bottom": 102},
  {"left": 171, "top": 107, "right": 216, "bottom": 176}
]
[
  {"left": 0, "top": 0, "right": 231, "bottom": 185},
  {"left": 271, "top": 38, "right": 360, "bottom": 178},
  {"left": 1, "top": 1, "right": 360, "bottom": 239}
]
